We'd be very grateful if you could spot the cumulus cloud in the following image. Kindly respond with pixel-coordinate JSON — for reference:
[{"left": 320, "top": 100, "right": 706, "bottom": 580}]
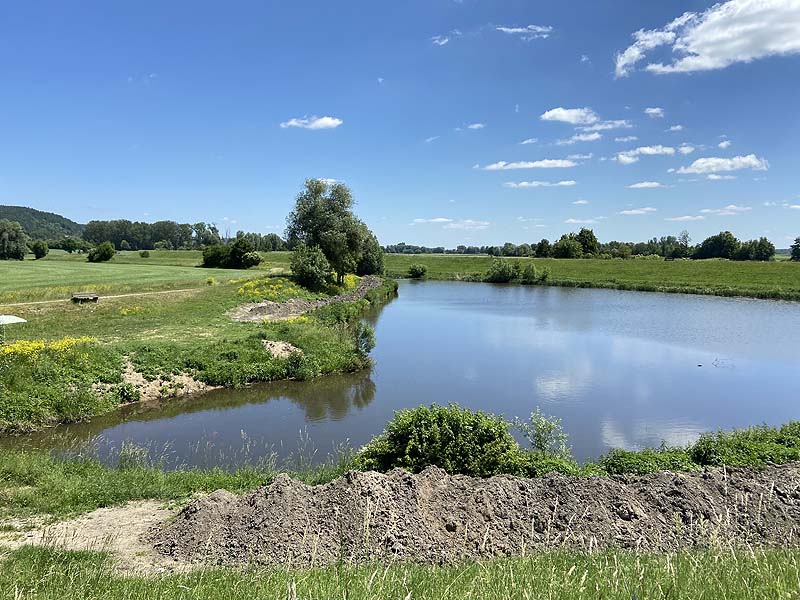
[
  {"left": 645, "top": 107, "right": 665, "bottom": 118},
  {"left": 431, "top": 35, "right": 450, "bottom": 46},
  {"left": 677, "top": 153, "right": 769, "bottom": 174},
  {"left": 467, "top": 123, "right": 485, "bottom": 129},
  {"left": 567, "top": 153, "right": 593, "bottom": 160},
  {"left": 556, "top": 132, "right": 602, "bottom": 145},
  {"left": 573, "top": 199, "right": 589, "bottom": 205},
  {"left": 665, "top": 215, "right": 705, "bottom": 221},
  {"left": 444, "top": 219, "right": 491, "bottom": 230},
  {"left": 616, "top": 145, "right": 675, "bottom": 164},
  {"left": 719, "top": 139, "right": 733, "bottom": 148},
  {"left": 565, "top": 218, "right": 598, "bottom": 224},
  {"left": 615, "top": 135, "right": 638, "bottom": 142},
  {"left": 496, "top": 25, "right": 553, "bottom": 40},
  {"left": 504, "top": 180, "right": 577, "bottom": 188},
  {"left": 620, "top": 207, "right": 658, "bottom": 214},
  {"left": 700, "top": 204, "right": 752, "bottom": 215},
  {"left": 615, "top": 0, "right": 800, "bottom": 76},
  {"left": 280, "top": 115, "right": 343, "bottom": 130},
  {"left": 628, "top": 181, "right": 665, "bottom": 188},
  {"left": 580, "top": 119, "right": 633, "bottom": 132},
  {"left": 540, "top": 107, "right": 599, "bottom": 125},
  {"left": 424, "top": 136, "right": 439, "bottom": 143},
  {"left": 667, "top": 125, "right": 684, "bottom": 131},
  {"left": 412, "top": 217, "right": 453, "bottom": 224},
  {"left": 707, "top": 173, "right": 736, "bottom": 180},
  {"left": 475, "top": 159, "right": 577, "bottom": 170},
  {"left": 678, "top": 143, "right": 695, "bottom": 154},
  {"left": 519, "top": 138, "right": 538, "bottom": 145}
]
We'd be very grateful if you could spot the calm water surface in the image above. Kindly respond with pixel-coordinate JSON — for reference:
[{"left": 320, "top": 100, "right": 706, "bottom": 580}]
[{"left": 7, "top": 281, "right": 800, "bottom": 467}]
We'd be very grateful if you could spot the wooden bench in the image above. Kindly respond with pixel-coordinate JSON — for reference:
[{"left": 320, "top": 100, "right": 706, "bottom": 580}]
[{"left": 71, "top": 292, "right": 99, "bottom": 304}]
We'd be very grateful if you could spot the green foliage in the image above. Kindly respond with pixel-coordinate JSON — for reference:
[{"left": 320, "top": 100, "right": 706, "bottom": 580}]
[
  {"left": 139, "top": 249, "right": 150, "bottom": 258},
  {"left": 552, "top": 235, "right": 583, "bottom": 259},
  {"left": 202, "top": 240, "right": 261, "bottom": 269},
  {"left": 407, "top": 263, "right": 427, "bottom": 278},
  {"left": 484, "top": 258, "right": 519, "bottom": 283},
  {"left": 86, "top": 241, "right": 116, "bottom": 263},
  {"left": 202, "top": 244, "right": 230, "bottom": 268},
  {"left": 688, "top": 423, "right": 800, "bottom": 467},
  {"left": 353, "top": 322, "right": 375, "bottom": 355},
  {"left": 0, "top": 219, "right": 28, "bottom": 260},
  {"left": 694, "top": 231, "right": 740, "bottom": 259},
  {"left": 791, "top": 237, "right": 800, "bottom": 261},
  {"left": 356, "top": 404, "right": 525, "bottom": 477},
  {"left": 31, "top": 239, "right": 49, "bottom": 259},
  {"left": 290, "top": 244, "right": 333, "bottom": 291},
  {"left": 598, "top": 447, "right": 698, "bottom": 475},
  {"left": 576, "top": 228, "right": 599, "bottom": 255},
  {"left": 356, "top": 229, "right": 384, "bottom": 276},
  {"left": 514, "top": 408, "right": 572, "bottom": 460},
  {"left": 0, "top": 205, "right": 83, "bottom": 239},
  {"left": 535, "top": 238, "right": 552, "bottom": 257},
  {"left": 732, "top": 237, "right": 775, "bottom": 262}
]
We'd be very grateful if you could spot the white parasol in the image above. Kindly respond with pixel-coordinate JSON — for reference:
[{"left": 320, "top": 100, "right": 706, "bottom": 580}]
[{"left": 0, "top": 315, "right": 27, "bottom": 343}]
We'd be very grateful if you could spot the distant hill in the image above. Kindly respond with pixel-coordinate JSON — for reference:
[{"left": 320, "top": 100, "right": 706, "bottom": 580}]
[{"left": 0, "top": 205, "right": 84, "bottom": 239}]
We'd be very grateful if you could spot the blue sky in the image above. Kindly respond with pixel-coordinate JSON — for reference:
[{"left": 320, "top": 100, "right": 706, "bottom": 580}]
[{"left": 1, "top": 0, "right": 798, "bottom": 246}]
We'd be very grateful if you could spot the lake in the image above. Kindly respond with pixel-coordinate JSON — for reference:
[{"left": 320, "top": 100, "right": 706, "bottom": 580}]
[{"left": 7, "top": 281, "right": 800, "bottom": 468}]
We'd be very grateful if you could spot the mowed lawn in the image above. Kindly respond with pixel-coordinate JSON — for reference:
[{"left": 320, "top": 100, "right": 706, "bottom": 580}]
[
  {"left": 383, "top": 253, "right": 800, "bottom": 298},
  {"left": 0, "top": 250, "right": 291, "bottom": 303}
]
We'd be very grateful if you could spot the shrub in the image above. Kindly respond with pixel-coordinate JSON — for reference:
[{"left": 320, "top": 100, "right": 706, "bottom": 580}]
[
  {"left": 202, "top": 245, "right": 230, "bottom": 268},
  {"left": 0, "top": 219, "right": 28, "bottom": 260},
  {"left": 239, "top": 251, "right": 262, "bottom": 269},
  {"left": 552, "top": 237, "right": 583, "bottom": 259},
  {"left": 688, "top": 423, "right": 800, "bottom": 467},
  {"left": 290, "top": 244, "right": 332, "bottom": 291},
  {"left": 87, "top": 241, "right": 116, "bottom": 263},
  {"left": 484, "top": 259, "right": 519, "bottom": 283},
  {"left": 514, "top": 408, "right": 572, "bottom": 460},
  {"left": 31, "top": 240, "right": 49, "bottom": 260},
  {"left": 139, "top": 250, "right": 150, "bottom": 258},
  {"left": 228, "top": 238, "right": 261, "bottom": 269},
  {"left": 355, "top": 404, "right": 525, "bottom": 477},
  {"left": 407, "top": 263, "right": 427, "bottom": 279},
  {"left": 599, "top": 447, "right": 697, "bottom": 475}
]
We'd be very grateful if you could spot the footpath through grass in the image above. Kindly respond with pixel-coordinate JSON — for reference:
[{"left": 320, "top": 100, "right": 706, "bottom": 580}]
[
  {"left": 3, "top": 545, "right": 798, "bottom": 599},
  {"left": 384, "top": 254, "right": 800, "bottom": 300}
]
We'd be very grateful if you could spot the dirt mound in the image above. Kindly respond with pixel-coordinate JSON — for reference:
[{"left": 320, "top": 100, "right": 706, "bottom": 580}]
[
  {"left": 150, "top": 464, "right": 800, "bottom": 567},
  {"left": 229, "top": 276, "right": 383, "bottom": 322}
]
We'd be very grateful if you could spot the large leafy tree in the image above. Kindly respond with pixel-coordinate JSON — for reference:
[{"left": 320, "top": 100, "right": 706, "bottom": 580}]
[
  {"left": 694, "top": 231, "right": 740, "bottom": 259},
  {"left": 791, "top": 237, "right": 800, "bottom": 262},
  {"left": 0, "top": 219, "right": 28, "bottom": 260},
  {"left": 286, "top": 179, "right": 383, "bottom": 283},
  {"left": 575, "top": 228, "right": 599, "bottom": 256}
]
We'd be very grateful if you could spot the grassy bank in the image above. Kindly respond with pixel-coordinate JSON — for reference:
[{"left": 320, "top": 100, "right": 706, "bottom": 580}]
[
  {"left": 3, "top": 545, "right": 798, "bottom": 599},
  {"left": 0, "top": 256, "right": 397, "bottom": 432},
  {"left": 383, "top": 253, "right": 800, "bottom": 300}
]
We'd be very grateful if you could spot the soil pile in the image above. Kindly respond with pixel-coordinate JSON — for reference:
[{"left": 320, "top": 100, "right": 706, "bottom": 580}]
[
  {"left": 150, "top": 464, "right": 800, "bottom": 566},
  {"left": 229, "top": 275, "right": 384, "bottom": 322}
]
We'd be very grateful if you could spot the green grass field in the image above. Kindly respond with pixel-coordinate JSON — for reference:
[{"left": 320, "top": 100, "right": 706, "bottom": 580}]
[
  {"left": 383, "top": 253, "right": 800, "bottom": 300},
  {"left": 3, "top": 545, "right": 797, "bottom": 599}
]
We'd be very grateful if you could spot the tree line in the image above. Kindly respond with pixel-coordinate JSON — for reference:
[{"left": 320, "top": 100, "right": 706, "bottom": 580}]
[{"left": 386, "top": 229, "right": 787, "bottom": 262}]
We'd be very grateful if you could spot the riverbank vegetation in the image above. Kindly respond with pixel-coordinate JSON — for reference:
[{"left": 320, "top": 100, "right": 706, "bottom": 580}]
[{"left": 3, "top": 544, "right": 798, "bottom": 599}]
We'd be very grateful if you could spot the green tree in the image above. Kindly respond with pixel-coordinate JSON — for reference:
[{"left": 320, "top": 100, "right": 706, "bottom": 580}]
[
  {"left": 227, "top": 238, "right": 261, "bottom": 269},
  {"left": 535, "top": 238, "right": 552, "bottom": 257},
  {"left": 791, "top": 237, "right": 800, "bottom": 261},
  {"left": 290, "top": 243, "right": 332, "bottom": 291},
  {"left": 575, "top": 228, "right": 599, "bottom": 255},
  {"left": 355, "top": 226, "right": 384, "bottom": 276},
  {"left": 31, "top": 239, "right": 49, "bottom": 259},
  {"left": 61, "top": 237, "right": 80, "bottom": 253},
  {"left": 286, "top": 179, "right": 382, "bottom": 284},
  {"left": 87, "top": 241, "right": 116, "bottom": 263},
  {"left": 753, "top": 237, "right": 776, "bottom": 261},
  {"left": 516, "top": 243, "right": 533, "bottom": 257},
  {"left": 694, "top": 231, "right": 740, "bottom": 259},
  {"left": 0, "top": 219, "right": 28, "bottom": 260},
  {"left": 407, "top": 263, "right": 427, "bottom": 279},
  {"left": 552, "top": 235, "right": 583, "bottom": 259}
]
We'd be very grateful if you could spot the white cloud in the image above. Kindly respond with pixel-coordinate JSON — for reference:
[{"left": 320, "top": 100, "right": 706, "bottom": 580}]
[
  {"left": 665, "top": 215, "right": 705, "bottom": 221},
  {"left": 431, "top": 35, "right": 450, "bottom": 46},
  {"left": 556, "top": 132, "right": 602, "bottom": 145},
  {"left": 424, "top": 136, "right": 439, "bottom": 143},
  {"left": 581, "top": 54, "right": 590, "bottom": 63},
  {"left": 412, "top": 217, "right": 453, "bottom": 224},
  {"left": 620, "top": 207, "right": 658, "bottom": 214},
  {"left": 667, "top": 124, "right": 684, "bottom": 131},
  {"left": 475, "top": 159, "right": 577, "bottom": 170},
  {"left": 496, "top": 25, "right": 553, "bottom": 40},
  {"left": 567, "top": 153, "right": 593, "bottom": 160},
  {"left": 573, "top": 199, "right": 589, "bottom": 205},
  {"left": 787, "top": 204, "right": 800, "bottom": 209},
  {"left": 615, "top": 0, "right": 800, "bottom": 76},
  {"left": 719, "top": 140, "right": 732, "bottom": 148},
  {"left": 565, "top": 218, "right": 598, "bottom": 224},
  {"left": 628, "top": 181, "right": 665, "bottom": 188},
  {"left": 519, "top": 138, "right": 538, "bottom": 145},
  {"left": 504, "top": 180, "right": 577, "bottom": 188},
  {"left": 444, "top": 219, "right": 491, "bottom": 230},
  {"left": 280, "top": 115, "right": 343, "bottom": 130},
  {"left": 700, "top": 204, "right": 752, "bottom": 215},
  {"left": 707, "top": 173, "right": 736, "bottom": 180},
  {"left": 377, "top": 77, "right": 384, "bottom": 84},
  {"left": 615, "top": 135, "right": 638, "bottom": 142},
  {"left": 677, "top": 153, "right": 769, "bottom": 174},
  {"left": 616, "top": 145, "right": 675, "bottom": 164},
  {"left": 467, "top": 123, "right": 485, "bottom": 129},
  {"left": 580, "top": 119, "right": 633, "bottom": 132},
  {"left": 678, "top": 143, "right": 695, "bottom": 154},
  {"left": 645, "top": 107, "right": 665, "bottom": 118},
  {"left": 540, "top": 107, "right": 599, "bottom": 125}
]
